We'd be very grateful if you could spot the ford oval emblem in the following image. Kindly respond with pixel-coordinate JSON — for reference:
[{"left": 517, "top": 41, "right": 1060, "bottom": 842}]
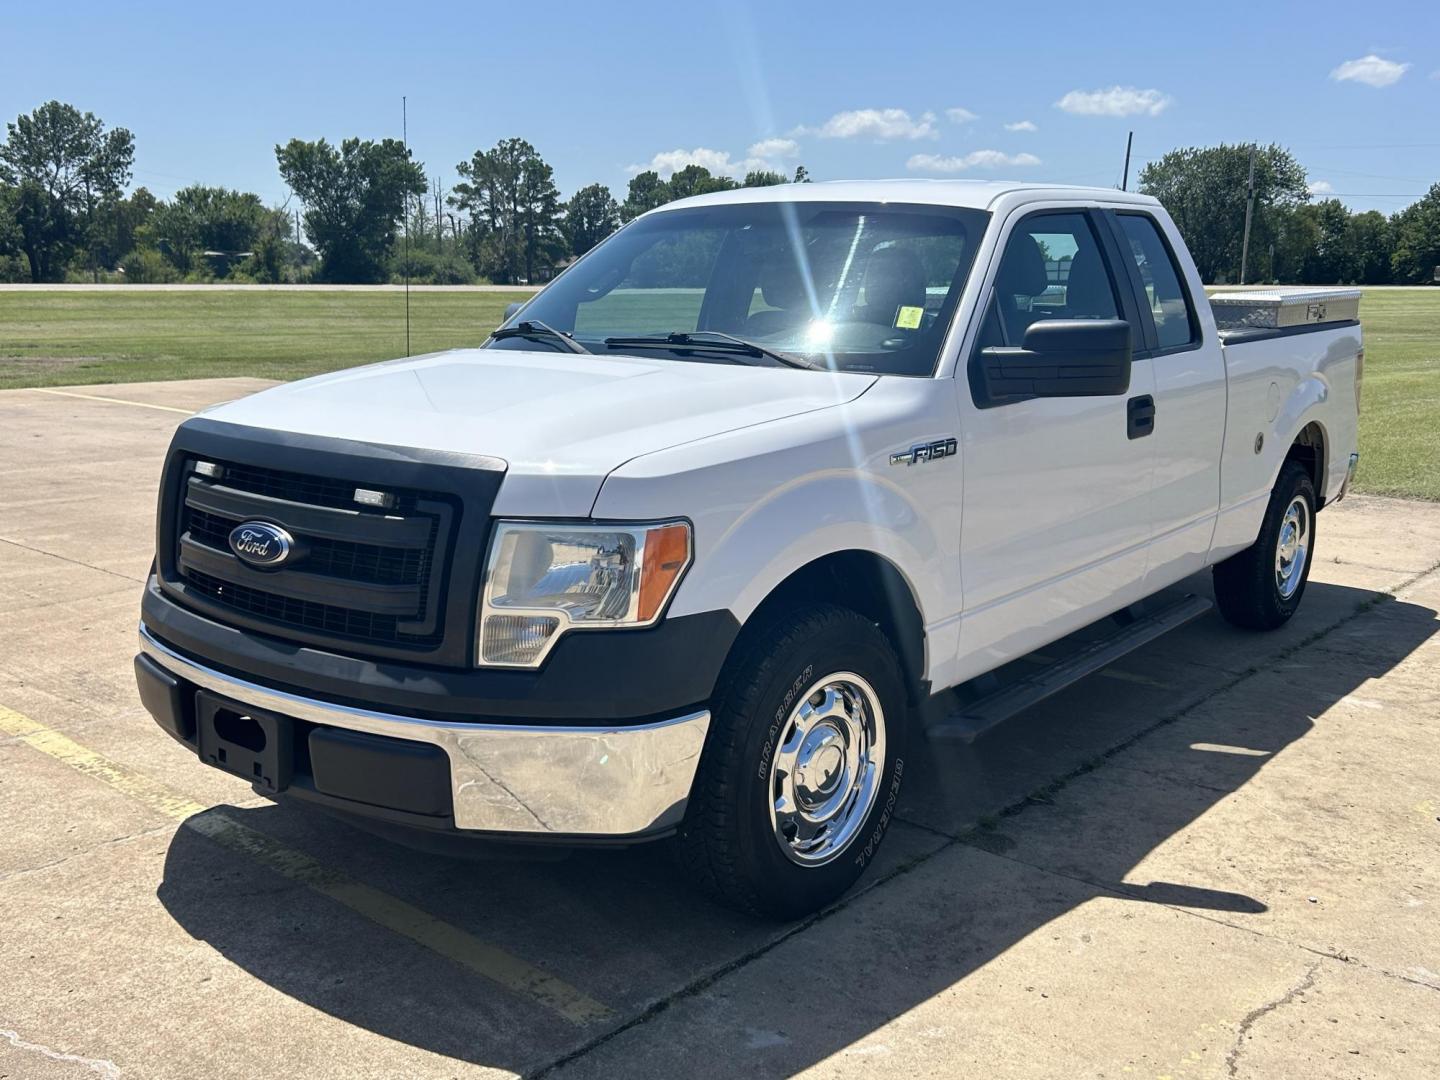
[{"left": 228, "top": 521, "right": 294, "bottom": 568}]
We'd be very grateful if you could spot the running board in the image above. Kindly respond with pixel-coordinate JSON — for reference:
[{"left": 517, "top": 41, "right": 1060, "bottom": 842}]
[{"left": 927, "top": 595, "right": 1214, "bottom": 743}]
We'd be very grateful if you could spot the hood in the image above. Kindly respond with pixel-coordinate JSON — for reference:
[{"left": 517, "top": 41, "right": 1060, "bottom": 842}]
[{"left": 198, "top": 348, "right": 877, "bottom": 515}]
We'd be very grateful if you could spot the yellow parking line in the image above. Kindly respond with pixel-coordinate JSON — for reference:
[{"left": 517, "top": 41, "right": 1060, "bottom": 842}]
[
  {"left": 28, "top": 387, "right": 195, "bottom": 415},
  {"left": 0, "top": 704, "right": 613, "bottom": 1025}
]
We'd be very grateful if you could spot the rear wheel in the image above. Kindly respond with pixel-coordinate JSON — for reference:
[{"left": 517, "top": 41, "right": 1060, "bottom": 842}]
[
  {"left": 676, "top": 604, "right": 908, "bottom": 919},
  {"left": 1213, "top": 460, "right": 1317, "bottom": 630}
]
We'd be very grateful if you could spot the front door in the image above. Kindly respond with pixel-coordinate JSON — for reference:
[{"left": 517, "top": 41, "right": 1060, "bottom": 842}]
[{"left": 954, "top": 208, "right": 1156, "bottom": 681}]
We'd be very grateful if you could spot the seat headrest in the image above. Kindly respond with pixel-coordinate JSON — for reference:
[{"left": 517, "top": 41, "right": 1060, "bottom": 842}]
[
  {"left": 996, "top": 236, "right": 1049, "bottom": 298},
  {"left": 862, "top": 247, "right": 928, "bottom": 318},
  {"left": 758, "top": 257, "right": 806, "bottom": 310},
  {"left": 1062, "top": 246, "right": 1115, "bottom": 316}
]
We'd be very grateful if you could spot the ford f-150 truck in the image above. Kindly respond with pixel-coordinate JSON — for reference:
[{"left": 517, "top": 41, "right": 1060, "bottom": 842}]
[{"left": 135, "top": 180, "right": 1362, "bottom": 917}]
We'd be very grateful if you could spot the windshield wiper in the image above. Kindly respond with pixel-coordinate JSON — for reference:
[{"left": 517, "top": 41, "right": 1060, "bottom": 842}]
[
  {"left": 603, "top": 331, "right": 825, "bottom": 370},
  {"left": 490, "top": 320, "right": 591, "bottom": 354}
]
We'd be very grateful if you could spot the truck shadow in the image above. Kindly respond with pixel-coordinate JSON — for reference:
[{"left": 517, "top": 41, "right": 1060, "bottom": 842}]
[{"left": 155, "top": 578, "right": 1438, "bottom": 1076}]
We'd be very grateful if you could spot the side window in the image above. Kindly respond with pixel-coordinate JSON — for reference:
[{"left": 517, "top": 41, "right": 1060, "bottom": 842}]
[
  {"left": 988, "top": 212, "right": 1119, "bottom": 345},
  {"left": 1117, "top": 214, "right": 1198, "bottom": 350}
]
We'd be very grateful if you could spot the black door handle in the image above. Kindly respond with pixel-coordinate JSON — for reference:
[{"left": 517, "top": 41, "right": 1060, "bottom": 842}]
[{"left": 1127, "top": 395, "right": 1156, "bottom": 440}]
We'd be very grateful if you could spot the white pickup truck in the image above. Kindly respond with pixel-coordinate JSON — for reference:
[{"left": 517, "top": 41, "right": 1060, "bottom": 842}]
[{"left": 135, "top": 180, "right": 1362, "bottom": 917}]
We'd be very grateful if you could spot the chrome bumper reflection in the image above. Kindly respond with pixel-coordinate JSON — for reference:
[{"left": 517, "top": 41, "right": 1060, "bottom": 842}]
[{"left": 138, "top": 626, "right": 710, "bottom": 836}]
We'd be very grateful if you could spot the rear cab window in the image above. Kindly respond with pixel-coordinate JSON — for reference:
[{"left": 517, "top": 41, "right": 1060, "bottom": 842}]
[{"left": 1115, "top": 214, "right": 1199, "bottom": 352}]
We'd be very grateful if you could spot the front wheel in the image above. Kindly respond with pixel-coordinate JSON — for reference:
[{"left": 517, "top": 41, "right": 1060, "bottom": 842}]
[
  {"left": 676, "top": 604, "right": 909, "bottom": 919},
  {"left": 1213, "top": 460, "right": 1317, "bottom": 630}
]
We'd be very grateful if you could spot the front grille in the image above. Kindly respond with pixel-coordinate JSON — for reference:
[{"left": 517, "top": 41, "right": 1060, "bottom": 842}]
[
  {"left": 183, "top": 567, "right": 421, "bottom": 644},
  {"left": 217, "top": 461, "right": 423, "bottom": 514},
  {"left": 187, "top": 507, "right": 434, "bottom": 588},
  {"left": 172, "top": 459, "right": 456, "bottom": 651}
]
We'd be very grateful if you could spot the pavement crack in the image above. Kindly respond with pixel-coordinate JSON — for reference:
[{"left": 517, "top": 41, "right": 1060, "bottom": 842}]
[
  {"left": 1225, "top": 962, "right": 1320, "bottom": 1077},
  {"left": 0, "top": 1025, "right": 121, "bottom": 1079},
  {"left": 0, "top": 535, "right": 146, "bottom": 584},
  {"left": 892, "top": 813, "right": 958, "bottom": 841},
  {"left": 526, "top": 837, "right": 949, "bottom": 1079},
  {"left": 0, "top": 821, "right": 179, "bottom": 887}
]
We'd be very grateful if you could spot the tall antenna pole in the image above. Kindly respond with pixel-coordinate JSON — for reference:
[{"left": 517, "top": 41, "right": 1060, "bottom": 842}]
[
  {"left": 1239, "top": 145, "right": 1257, "bottom": 285},
  {"left": 1121, "top": 130, "right": 1134, "bottom": 191},
  {"left": 403, "top": 95, "right": 411, "bottom": 356}
]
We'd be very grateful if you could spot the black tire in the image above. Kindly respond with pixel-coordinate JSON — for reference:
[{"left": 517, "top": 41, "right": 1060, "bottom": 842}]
[
  {"left": 676, "top": 604, "right": 909, "bottom": 919},
  {"left": 1213, "top": 460, "right": 1317, "bottom": 630}
]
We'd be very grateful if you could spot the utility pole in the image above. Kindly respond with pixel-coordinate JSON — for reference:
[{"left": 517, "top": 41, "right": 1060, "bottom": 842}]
[
  {"left": 434, "top": 176, "right": 443, "bottom": 248},
  {"left": 1121, "top": 131, "right": 1134, "bottom": 191},
  {"left": 402, "top": 95, "right": 411, "bottom": 357},
  {"left": 1239, "top": 146, "right": 1257, "bottom": 285}
]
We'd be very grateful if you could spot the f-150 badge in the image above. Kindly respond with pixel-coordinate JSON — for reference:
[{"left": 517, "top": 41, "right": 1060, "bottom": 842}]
[{"left": 889, "top": 438, "right": 958, "bottom": 466}]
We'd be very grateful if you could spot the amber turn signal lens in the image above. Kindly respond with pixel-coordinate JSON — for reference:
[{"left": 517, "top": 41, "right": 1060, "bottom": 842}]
[{"left": 637, "top": 523, "right": 691, "bottom": 622}]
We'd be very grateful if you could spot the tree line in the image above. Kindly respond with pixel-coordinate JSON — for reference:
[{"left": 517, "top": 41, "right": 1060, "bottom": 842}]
[
  {"left": 1138, "top": 143, "right": 1439, "bottom": 286},
  {"left": 2, "top": 100, "right": 1436, "bottom": 287},
  {"left": 0, "top": 101, "right": 808, "bottom": 286}
]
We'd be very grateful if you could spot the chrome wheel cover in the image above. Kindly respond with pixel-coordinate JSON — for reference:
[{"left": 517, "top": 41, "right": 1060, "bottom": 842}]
[
  {"left": 1275, "top": 495, "right": 1311, "bottom": 599},
  {"left": 768, "top": 672, "right": 886, "bottom": 867}
]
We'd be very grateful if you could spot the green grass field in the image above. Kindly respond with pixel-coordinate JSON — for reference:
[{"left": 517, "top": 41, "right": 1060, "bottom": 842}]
[
  {"left": 1, "top": 287, "right": 1436, "bottom": 500},
  {"left": 1338, "top": 290, "right": 1440, "bottom": 501},
  {"left": 0, "top": 289, "right": 530, "bottom": 389}
]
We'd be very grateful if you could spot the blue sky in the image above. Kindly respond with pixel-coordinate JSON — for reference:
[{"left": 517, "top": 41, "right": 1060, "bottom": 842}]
[{"left": 4, "top": 0, "right": 1437, "bottom": 214}]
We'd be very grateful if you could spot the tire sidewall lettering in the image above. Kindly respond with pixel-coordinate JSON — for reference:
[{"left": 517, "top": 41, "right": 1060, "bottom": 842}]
[
  {"left": 854, "top": 757, "right": 904, "bottom": 870},
  {"left": 756, "top": 663, "right": 813, "bottom": 781}
]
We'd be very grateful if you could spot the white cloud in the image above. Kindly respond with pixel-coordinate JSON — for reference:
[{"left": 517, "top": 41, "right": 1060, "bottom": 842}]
[
  {"left": 799, "top": 108, "right": 938, "bottom": 141},
  {"left": 1055, "top": 86, "right": 1173, "bottom": 117},
  {"left": 1330, "top": 54, "right": 1410, "bottom": 87},
  {"left": 945, "top": 107, "right": 978, "bottom": 124},
  {"left": 1004, "top": 120, "right": 1038, "bottom": 132},
  {"left": 907, "top": 150, "right": 1043, "bottom": 173},
  {"left": 1307, "top": 180, "right": 1335, "bottom": 196},
  {"left": 632, "top": 147, "right": 743, "bottom": 178},
  {"left": 747, "top": 137, "right": 799, "bottom": 160},
  {"left": 629, "top": 140, "right": 799, "bottom": 180}
]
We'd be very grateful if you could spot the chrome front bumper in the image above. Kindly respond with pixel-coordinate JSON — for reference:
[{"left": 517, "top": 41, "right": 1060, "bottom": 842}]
[{"left": 139, "top": 626, "right": 710, "bottom": 836}]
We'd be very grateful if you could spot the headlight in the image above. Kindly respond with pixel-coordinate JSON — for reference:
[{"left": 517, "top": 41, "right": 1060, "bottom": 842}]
[{"left": 478, "top": 520, "right": 692, "bottom": 667}]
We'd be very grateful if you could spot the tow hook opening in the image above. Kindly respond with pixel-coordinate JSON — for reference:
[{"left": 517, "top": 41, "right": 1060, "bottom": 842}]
[{"left": 213, "top": 710, "right": 267, "bottom": 755}]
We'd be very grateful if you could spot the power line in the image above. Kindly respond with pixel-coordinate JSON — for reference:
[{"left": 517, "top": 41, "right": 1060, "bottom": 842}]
[
  {"left": 1308, "top": 166, "right": 1433, "bottom": 183},
  {"left": 1316, "top": 191, "right": 1425, "bottom": 198},
  {"left": 1288, "top": 142, "right": 1440, "bottom": 150}
]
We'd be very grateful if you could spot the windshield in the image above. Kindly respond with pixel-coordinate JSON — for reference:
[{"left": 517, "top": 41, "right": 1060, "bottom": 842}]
[{"left": 486, "top": 200, "right": 990, "bottom": 376}]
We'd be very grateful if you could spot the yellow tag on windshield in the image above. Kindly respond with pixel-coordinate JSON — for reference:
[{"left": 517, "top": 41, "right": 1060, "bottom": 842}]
[{"left": 895, "top": 306, "right": 924, "bottom": 330}]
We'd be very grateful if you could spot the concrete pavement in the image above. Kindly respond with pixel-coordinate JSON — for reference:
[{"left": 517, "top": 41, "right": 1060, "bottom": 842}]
[{"left": 1, "top": 378, "right": 1437, "bottom": 1079}]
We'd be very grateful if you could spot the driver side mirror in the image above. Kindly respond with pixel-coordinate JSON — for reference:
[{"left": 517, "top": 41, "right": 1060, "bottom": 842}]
[
  {"left": 976, "top": 319, "right": 1131, "bottom": 403},
  {"left": 502, "top": 301, "right": 525, "bottom": 323}
]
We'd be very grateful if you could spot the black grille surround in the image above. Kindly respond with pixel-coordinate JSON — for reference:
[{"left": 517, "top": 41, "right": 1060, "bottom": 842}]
[{"left": 155, "top": 419, "right": 506, "bottom": 668}]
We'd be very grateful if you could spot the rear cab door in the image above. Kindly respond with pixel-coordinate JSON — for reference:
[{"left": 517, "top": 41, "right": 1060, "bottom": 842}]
[{"left": 1099, "top": 207, "right": 1227, "bottom": 591}]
